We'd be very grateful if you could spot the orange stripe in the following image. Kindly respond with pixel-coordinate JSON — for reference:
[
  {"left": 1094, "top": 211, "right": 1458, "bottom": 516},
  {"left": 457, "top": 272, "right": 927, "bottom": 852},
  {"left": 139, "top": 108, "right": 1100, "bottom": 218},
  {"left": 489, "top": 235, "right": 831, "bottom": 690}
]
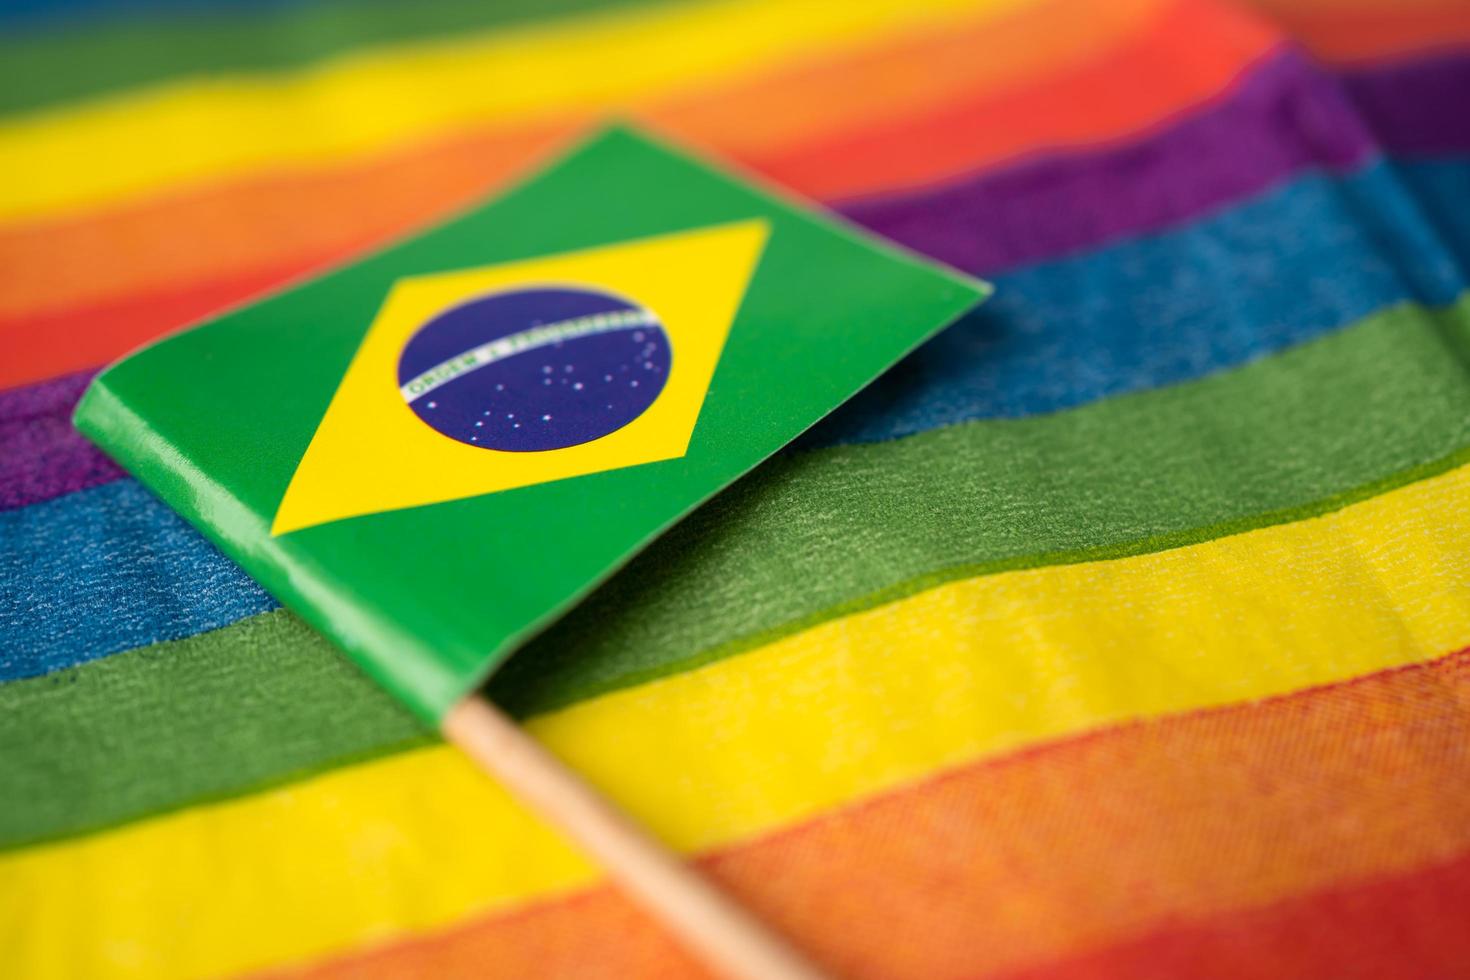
[
  {"left": 0, "top": 2, "right": 1272, "bottom": 390},
  {"left": 0, "top": 123, "right": 573, "bottom": 324},
  {"left": 658, "top": 0, "right": 1170, "bottom": 173},
  {"left": 273, "top": 648, "right": 1470, "bottom": 980},
  {"left": 0, "top": 0, "right": 1165, "bottom": 325}
]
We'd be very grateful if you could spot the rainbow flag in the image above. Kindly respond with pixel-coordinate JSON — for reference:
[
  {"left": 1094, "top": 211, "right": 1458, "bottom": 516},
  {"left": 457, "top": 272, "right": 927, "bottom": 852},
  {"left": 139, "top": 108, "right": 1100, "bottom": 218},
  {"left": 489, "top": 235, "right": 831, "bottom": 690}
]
[{"left": 4, "top": 0, "right": 1470, "bottom": 976}]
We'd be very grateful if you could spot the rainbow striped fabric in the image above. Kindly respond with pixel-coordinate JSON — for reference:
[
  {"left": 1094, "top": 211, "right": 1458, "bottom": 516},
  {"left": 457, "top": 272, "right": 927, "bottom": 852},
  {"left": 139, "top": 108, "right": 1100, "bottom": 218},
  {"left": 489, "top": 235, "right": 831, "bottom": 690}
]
[{"left": 4, "top": 0, "right": 1470, "bottom": 976}]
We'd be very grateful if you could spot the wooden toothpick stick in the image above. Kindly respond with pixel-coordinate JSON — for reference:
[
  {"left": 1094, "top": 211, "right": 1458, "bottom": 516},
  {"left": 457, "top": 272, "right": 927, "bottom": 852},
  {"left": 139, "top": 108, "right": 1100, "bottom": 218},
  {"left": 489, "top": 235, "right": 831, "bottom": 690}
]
[{"left": 442, "top": 696, "right": 832, "bottom": 980}]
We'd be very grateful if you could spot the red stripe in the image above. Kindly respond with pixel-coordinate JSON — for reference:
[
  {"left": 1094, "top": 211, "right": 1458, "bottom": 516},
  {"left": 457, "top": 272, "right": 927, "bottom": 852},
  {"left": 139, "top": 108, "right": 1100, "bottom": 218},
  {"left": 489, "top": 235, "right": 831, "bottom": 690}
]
[
  {"left": 1001, "top": 849, "right": 1470, "bottom": 980},
  {"left": 1245, "top": 2, "right": 1470, "bottom": 64}
]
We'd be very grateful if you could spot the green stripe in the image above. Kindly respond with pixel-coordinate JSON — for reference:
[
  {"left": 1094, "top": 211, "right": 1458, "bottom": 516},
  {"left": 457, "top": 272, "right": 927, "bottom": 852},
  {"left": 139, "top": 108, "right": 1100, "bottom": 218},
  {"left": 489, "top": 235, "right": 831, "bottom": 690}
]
[
  {"left": 5, "top": 296, "right": 1470, "bottom": 851},
  {"left": 0, "top": 0, "right": 658, "bottom": 118},
  {"left": 0, "top": 610, "right": 430, "bottom": 850}
]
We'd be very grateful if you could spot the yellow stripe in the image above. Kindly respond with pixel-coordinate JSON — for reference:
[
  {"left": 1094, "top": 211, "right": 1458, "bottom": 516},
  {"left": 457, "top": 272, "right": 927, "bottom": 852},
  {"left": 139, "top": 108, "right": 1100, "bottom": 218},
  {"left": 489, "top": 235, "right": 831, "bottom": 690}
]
[
  {"left": 0, "top": 0, "right": 1028, "bottom": 225},
  {"left": 6, "top": 462, "right": 1470, "bottom": 979}
]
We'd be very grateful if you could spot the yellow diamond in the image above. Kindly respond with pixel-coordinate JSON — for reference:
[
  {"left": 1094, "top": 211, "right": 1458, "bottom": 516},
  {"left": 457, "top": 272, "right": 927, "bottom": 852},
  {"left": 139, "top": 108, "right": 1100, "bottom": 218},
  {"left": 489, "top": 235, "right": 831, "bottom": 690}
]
[{"left": 272, "top": 219, "right": 769, "bottom": 534}]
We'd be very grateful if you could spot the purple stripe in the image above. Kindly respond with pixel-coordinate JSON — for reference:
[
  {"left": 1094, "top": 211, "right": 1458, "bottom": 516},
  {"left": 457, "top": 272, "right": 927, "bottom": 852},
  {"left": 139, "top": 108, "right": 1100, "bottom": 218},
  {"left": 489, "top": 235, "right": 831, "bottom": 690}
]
[
  {"left": 0, "top": 369, "right": 123, "bottom": 510},
  {"left": 843, "top": 47, "right": 1375, "bottom": 275},
  {"left": 1340, "top": 49, "right": 1470, "bottom": 156}
]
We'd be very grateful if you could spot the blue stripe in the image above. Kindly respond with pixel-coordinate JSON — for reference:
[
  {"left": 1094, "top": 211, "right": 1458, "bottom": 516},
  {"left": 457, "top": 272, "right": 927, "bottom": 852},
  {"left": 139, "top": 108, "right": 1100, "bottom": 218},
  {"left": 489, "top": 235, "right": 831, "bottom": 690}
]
[
  {"left": 4, "top": 158, "right": 1467, "bottom": 680},
  {"left": 0, "top": 480, "right": 276, "bottom": 681},
  {"left": 807, "top": 158, "right": 1466, "bottom": 446},
  {"left": 1393, "top": 158, "right": 1470, "bottom": 274}
]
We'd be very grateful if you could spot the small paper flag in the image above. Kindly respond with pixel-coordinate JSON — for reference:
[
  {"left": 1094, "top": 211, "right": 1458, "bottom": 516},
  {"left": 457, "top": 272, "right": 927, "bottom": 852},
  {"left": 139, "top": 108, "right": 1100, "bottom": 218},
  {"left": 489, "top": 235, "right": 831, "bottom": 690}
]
[{"left": 75, "top": 125, "right": 988, "bottom": 722}]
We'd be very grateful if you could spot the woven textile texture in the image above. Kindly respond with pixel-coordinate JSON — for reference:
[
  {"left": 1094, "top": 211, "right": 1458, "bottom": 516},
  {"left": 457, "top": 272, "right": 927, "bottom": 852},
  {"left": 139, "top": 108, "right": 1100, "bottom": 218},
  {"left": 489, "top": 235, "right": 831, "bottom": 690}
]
[{"left": 3, "top": 0, "right": 1470, "bottom": 977}]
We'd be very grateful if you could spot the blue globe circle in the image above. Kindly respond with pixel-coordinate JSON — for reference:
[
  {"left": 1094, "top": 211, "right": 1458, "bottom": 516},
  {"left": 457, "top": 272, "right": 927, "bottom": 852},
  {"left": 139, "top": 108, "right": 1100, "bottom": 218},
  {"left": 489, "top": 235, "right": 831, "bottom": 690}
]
[{"left": 397, "top": 286, "right": 671, "bottom": 452}]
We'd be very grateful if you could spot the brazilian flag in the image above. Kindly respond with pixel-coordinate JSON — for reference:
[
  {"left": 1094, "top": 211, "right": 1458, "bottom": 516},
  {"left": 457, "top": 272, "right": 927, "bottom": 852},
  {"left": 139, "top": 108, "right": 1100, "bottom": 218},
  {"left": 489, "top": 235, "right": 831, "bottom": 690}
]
[{"left": 76, "top": 127, "right": 987, "bottom": 722}]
